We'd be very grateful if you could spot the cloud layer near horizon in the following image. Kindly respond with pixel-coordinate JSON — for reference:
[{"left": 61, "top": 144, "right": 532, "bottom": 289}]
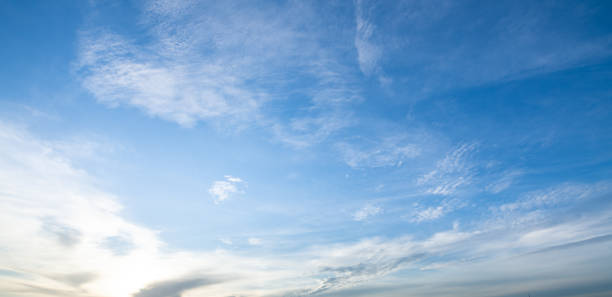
[{"left": 1, "top": 122, "right": 612, "bottom": 297}]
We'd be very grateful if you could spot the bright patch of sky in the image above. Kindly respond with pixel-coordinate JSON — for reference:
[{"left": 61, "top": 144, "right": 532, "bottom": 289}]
[{"left": 1, "top": 1, "right": 612, "bottom": 296}]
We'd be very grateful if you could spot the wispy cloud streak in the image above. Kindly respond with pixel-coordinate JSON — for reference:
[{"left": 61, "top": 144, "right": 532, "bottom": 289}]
[
  {"left": 418, "top": 143, "right": 477, "bottom": 195},
  {"left": 77, "top": 0, "right": 362, "bottom": 147},
  {"left": 354, "top": 0, "right": 381, "bottom": 77}
]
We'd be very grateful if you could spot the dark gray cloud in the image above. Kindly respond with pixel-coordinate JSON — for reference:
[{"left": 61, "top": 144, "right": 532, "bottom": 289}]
[{"left": 133, "top": 277, "right": 221, "bottom": 297}]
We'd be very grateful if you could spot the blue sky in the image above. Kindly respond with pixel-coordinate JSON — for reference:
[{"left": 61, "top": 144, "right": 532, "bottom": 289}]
[{"left": 1, "top": 0, "right": 612, "bottom": 296}]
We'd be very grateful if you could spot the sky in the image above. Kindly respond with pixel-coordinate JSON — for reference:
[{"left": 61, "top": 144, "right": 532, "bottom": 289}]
[{"left": 1, "top": 0, "right": 612, "bottom": 296}]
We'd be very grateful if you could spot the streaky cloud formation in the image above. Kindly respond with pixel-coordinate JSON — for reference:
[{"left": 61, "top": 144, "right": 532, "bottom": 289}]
[
  {"left": 1, "top": 0, "right": 612, "bottom": 296},
  {"left": 77, "top": 0, "right": 362, "bottom": 147},
  {"left": 418, "top": 143, "right": 477, "bottom": 195},
  {"left": 410, "top": 198, "right": 464, "bottom": 223},
  {"left": 354, "top": 0, "right": 381, "bottom": 77}
]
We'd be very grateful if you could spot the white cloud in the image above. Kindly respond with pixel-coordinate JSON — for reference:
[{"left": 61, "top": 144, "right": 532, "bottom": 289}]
[
  {"left": 0, "top": 123, "right": 310, "bottom": 297},
  {"left": 2, "top": 124, "right": 611, "bottom": 297},
  {"left": 208, "top": 175, "right": 245, "bottom": 204},
  {"left": 413, "top": 206, "right": 444, "bottom": 222},
  {"left": 0, "top": 123, "right": 178, "bottom": 296},
  {"left": 486, "top": 170, "right": 522, "bottom": 194},
  {"left": 418, "top": 143, "right": 477, "bottom": 195},
  {"left": 354, "top": 0, "right": 381, "bottom": 76},
  {"left": 224, "top": 175, "right": 242, "bottom": 183},
  {"left": 307, "top": 192, "right": 612, "bottom": 295},
  {"left": 337, "top": 135, "right": 421, "bottom": 168},
  {"left": 353, "top": 204, "right": 382, "bottom": 221},
  {"left": 273, "top": 112, "right": 355, "bottom": 148},
  {"left": 410, "top": 199, "right": 464, "bottom": 223},
  {"left": 77, "top": 31, "right": 259, "bottom": 128},
  {"left": 77, "top": 1, "right": 361, "bottom": 146},
  {"left": 499, "top": 182, "right": 610, "bottom": 212}
]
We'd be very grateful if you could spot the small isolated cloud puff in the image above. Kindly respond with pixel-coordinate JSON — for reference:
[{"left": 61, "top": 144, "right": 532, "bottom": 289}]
[
  {"left": 353, "top": 204, "right": 382, "bottom": 221},
  {"left": 208, "top": 175, "right": 245, "bottom": 204}
]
